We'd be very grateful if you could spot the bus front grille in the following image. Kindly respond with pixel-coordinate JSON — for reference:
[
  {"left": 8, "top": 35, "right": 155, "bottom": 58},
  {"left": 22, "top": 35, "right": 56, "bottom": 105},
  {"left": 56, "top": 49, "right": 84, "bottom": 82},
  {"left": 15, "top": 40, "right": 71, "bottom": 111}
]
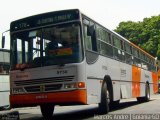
[
  {"left": 24, "top": 84, "right": 62, "bottom": 93},
  {"left": 14, "top": 76, "right": 75, "bottom": 86}
]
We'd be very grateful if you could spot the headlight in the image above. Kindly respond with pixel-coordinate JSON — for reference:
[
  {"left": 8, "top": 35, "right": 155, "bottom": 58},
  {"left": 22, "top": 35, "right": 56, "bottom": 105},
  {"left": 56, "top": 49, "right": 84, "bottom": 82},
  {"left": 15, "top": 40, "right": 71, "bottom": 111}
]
[
  {"left": 64, "top": 82, "right": 85, "bottom": 89},
  {"left": 64, "top": 83, "right": 77, "bottom": 89},
  {"left": 12, "top": 88, "right": 25, "bottom": 94}
]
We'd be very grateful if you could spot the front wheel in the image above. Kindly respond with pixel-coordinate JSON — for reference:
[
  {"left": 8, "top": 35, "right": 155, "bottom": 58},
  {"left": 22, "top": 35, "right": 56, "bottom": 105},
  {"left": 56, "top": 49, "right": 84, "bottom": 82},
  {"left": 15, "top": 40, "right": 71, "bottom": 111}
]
[
  {"left": 98, "top": 82, "right": 110, "bottom": 114},
  {"left": 40, "top": 104, "right": 55, "bottom": 119}
]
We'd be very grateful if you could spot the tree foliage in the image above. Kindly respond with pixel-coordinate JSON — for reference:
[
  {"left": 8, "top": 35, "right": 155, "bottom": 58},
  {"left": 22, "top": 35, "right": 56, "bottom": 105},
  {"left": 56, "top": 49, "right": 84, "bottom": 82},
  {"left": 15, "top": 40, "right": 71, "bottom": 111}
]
[{"left": 115, "top": 15, "right": 160, "bottom": 59}]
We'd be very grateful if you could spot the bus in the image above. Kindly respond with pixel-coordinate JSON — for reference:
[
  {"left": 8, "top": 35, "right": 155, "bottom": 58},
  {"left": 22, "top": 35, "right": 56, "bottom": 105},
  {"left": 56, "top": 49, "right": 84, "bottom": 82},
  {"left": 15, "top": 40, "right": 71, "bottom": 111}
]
[
  {"left": 5, "top": 9, "right": 158, "bottom": 118},
  {"left": 0, "top": 49, "right": 10, "bottom": 110}
]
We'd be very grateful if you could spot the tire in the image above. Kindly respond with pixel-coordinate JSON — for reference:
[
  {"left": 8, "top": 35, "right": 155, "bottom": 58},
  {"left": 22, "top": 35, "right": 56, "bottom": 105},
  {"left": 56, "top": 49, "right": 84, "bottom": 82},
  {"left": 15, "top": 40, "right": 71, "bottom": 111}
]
[
  {"left": 144, "top": 83, "right": 150, "bottom": 102},
  {"left": 137, "top": 83, "right": 150, "bottom": 103},
  {"left": 40, "top": 104, "right": 55, "bottom": 119},
  {"left": 98, "top": 82, "right": 110, "bottom": 114}
]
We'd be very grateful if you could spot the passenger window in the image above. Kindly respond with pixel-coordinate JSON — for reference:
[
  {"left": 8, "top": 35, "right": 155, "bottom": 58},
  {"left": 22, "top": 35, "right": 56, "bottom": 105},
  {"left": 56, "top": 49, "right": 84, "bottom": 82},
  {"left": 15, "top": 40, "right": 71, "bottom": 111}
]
[
  {"left": 84, "top": 25, "right": 92, "bottom": 50},
  {"left": 100, "top": 42, "right": 113, "bottom": 57},
  {"left": 113, "top": 37, "right": 121, "bottom": 49},
  {"left": 96, "top": 25, "right": 111, "bottom": 44},
  {"left": 112, "top": 36, "right": 125, "bottom": 61},
  {"left": 84, "top": 24, "right": 97, "bottom": 52},
  {"left": 126, "top": 53, "right": 133, "bottom": 64}
]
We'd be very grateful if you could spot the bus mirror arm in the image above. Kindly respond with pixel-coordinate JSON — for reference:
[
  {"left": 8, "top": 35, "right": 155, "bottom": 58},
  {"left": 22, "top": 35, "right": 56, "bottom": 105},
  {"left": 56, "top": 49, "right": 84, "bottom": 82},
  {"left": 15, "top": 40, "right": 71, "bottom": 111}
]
[
  {"left": 2, "top": 36, "right": 5, "bottom": 48},
  {"left": 1, "top": 29, "right": 10, "bottom": 48}
]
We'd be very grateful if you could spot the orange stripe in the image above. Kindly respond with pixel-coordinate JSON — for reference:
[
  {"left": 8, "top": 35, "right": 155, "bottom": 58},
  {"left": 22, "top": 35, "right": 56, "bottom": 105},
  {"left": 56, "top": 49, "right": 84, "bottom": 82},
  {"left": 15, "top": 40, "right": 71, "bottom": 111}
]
[
  {"left": 132, "top": 66, "right": 141, "bottom": 97},
  {"left": 152, "top": 72, "right": 158, "bottom": 93},
  {"left": 10, "top": 90, "right": 87, "bottom": 108}
]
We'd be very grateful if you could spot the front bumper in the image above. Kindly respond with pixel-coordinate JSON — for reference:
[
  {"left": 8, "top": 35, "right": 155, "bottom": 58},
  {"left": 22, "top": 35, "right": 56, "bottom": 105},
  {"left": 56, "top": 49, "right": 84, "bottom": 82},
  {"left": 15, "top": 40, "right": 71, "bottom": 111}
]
[{"left": 10, "top": 89, "right": 87, "bottom": 108}]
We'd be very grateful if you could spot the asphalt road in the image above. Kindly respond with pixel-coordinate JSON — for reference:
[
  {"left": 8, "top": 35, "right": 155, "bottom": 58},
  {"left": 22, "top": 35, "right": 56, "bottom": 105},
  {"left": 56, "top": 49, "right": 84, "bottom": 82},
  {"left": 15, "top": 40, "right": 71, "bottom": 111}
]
[{"left": 12, "top": 94, "right": 160, "bottom": 120}]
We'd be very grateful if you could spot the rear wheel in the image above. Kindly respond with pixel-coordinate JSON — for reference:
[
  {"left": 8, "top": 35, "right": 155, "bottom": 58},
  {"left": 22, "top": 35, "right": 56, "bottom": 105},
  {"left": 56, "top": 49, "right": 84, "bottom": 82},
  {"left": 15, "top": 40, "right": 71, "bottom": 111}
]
[
  {"left": 98, "top": 82, "right": 110, "bottom": 114},
  {"left": 40, "top": 104, "right": 55, "bottom": 119},
  {"left": 137, "top": 83, "right": 150, "bottom": 102}
]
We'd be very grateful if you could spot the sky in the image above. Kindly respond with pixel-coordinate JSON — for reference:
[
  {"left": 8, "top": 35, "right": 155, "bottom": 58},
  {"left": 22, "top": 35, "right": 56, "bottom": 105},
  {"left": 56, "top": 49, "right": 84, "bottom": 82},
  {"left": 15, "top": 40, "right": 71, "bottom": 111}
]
[{"left": 1, "top": 0, "right": 160, "bottom": 48}]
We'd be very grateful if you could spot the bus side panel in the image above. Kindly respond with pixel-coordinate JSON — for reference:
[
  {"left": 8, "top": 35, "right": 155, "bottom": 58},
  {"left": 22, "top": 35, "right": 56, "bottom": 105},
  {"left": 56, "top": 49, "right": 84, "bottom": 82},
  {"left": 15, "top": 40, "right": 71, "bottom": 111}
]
[
  {"left": 115, "top": 62, "right": 132, "bottom": 99},
  {"left": 106, "top": 58, "right": 121, "bottom": 101},
  {"left": 140, "top": 69, "right": 149, "bottom": 97},
  {"left": 152, "top": 72, "right": 158, "bottom": 93},
  {"left": 0, "top": 75, "right": 10, "bottom": 107},
  {"left": 132, "top": 66, "right": 141, "bottom": 97},
  {"left": 86, "top": 56, "right": 121, "bottom": 104},
  {"left": 140, "top": 70, "right": 158, "bottom": 96},
  {"left": 112, "top": 81, "right": 121, "bottom": 100},
  {"left": 86, "top": 79, "right": 102, "bottom": 104},
  {"left": 85, "top": 56, "right": 107, "bottom": 104}
]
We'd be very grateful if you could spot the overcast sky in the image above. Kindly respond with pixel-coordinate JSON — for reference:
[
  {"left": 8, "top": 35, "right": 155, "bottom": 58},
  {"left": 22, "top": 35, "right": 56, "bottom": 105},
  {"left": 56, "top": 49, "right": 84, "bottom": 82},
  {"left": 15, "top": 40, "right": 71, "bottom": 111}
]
[{"left": 1, "top": 0, "right": 160, "bottom": 48}]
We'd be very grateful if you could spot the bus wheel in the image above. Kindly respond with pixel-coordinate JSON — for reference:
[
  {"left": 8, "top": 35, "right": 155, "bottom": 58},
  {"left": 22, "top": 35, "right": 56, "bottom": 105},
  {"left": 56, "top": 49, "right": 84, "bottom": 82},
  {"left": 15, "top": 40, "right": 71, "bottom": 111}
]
[
  {"left": 40, "top": 104, "right": 55, "bottom": 119},
  {"left": 98, "top": 82, "right": 110, "bottom": 114},
  {"left": 144, "top": 83, "right": 150, "bottom": 102},
  {"left": 137, "top": 83, "right": 150, "bottom": 102}
]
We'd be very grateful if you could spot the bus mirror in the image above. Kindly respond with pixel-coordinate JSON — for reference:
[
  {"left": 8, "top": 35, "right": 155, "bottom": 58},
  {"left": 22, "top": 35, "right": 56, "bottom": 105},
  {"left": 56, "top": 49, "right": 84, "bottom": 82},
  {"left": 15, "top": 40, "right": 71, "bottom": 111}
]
[
  {"left": 87, "top": 25, "right": 95, "bottom": 36},
  {"left": 2, "top": 36, "right": 5, "bottom": 48}
]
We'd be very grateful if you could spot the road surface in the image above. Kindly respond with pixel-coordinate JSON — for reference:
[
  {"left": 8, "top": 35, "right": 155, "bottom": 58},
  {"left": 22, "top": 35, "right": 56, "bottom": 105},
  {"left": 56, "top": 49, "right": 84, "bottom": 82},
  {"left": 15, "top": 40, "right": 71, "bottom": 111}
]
[{"left": 12, "top": 94, "right": 160, "bottom": 120}]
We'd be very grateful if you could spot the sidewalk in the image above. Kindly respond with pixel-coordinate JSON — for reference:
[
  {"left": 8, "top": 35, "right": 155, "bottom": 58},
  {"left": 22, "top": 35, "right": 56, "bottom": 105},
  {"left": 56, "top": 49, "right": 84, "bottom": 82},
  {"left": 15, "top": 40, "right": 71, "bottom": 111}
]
[{"left": 0, "top": 110, "right": 19, "bottom": 120}]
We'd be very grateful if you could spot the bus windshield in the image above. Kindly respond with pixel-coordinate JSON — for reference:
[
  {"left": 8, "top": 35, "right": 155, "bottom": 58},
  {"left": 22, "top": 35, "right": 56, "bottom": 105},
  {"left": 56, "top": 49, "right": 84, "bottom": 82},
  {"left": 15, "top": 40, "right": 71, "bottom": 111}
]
[{"left": 11, "top": 23, "right": 83, "bottom": 70}]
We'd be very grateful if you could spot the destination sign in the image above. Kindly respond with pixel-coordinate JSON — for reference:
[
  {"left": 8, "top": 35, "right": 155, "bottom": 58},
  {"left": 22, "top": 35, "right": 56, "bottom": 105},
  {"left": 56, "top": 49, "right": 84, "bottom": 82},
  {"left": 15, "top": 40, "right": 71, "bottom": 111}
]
[{"left": 10, "top": 9, "right": 80, "bottom": 31}]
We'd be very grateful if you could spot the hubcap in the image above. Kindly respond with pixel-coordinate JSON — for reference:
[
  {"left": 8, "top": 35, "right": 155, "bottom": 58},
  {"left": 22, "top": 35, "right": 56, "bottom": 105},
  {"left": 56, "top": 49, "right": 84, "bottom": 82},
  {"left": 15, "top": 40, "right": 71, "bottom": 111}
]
[
  {"left": 106, "top": 90, "right": 110, "bottom": 103},
  {"left": 147, "top": 87, "right": 150, "bottom": 99}
]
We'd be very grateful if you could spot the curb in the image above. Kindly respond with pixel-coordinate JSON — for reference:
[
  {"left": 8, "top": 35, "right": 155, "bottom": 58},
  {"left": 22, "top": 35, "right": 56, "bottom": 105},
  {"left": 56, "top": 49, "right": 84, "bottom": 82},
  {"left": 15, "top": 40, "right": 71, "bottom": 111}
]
[{"left": 0, "top": 110, "right": 19, "bottom": 120}]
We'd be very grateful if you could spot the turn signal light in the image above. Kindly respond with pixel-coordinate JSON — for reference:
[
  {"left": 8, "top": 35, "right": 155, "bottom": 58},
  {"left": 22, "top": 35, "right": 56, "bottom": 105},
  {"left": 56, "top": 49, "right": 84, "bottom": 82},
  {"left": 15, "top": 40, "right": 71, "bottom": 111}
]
[{"left": 78, "top": 82, "right": 85, "bottom": 88}]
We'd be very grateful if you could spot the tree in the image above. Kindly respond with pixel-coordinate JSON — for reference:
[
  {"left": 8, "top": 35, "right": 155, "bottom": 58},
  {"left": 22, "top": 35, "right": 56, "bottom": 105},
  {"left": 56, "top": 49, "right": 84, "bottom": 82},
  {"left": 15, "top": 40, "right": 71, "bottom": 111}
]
[{"left": 115, "top": 15, "right": 160, "bottom": 58}]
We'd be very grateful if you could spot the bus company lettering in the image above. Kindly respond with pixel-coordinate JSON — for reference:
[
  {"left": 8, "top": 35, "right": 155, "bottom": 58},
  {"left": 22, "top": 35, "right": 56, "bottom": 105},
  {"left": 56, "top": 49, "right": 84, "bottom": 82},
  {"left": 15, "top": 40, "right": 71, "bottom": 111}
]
[
  {"left": 16, "top": 74, "right": 28, "bottom": 79},
  {"left": 36, "top": 95, "right": 47, "bottom": 99},
  {"left": 57, "top": 70, "right": 68, "bottom": 75}
]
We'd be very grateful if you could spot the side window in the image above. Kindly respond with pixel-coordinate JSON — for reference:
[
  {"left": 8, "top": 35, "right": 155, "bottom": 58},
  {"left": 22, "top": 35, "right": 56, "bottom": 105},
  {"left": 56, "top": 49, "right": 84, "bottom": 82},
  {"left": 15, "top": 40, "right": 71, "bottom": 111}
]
[
  {"left": 112, "top": 36, "right": 125, "bottom": 61},
  {"left": 84, "top": 25, "right": 92, "bottom": 50},
  {"left": 132, "top": 47, "right": 141, "bottom": 67},
  {"left": 96, "top": 25, "right": 113, "bottom": 57},
  {"left": 83, "top": 18, "right": 99, "bottom": 64},
  {"left": 100, "top": 43, "right": 113, "bottom": 57},
  {"left": 124, "top": 42, "right": 133, "bottom": 64},
  {"left": 113, "top": 36, "right": 121, "bottom": 49},
  {"left": 140, "top": 53, "right": 147, "bottom": 69},
  {"left": 83, "top": 21, "right": 97, "bottom": 52},
  {"left": 96, "top": 26, "right": 111, "bottom": 44}
]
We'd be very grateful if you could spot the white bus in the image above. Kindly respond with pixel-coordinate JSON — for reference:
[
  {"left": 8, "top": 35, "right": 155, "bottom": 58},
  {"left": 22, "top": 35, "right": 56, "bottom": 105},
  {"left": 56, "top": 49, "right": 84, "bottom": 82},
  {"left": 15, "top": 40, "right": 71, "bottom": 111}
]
[
  {"left": 5, "top": 9, "right": 158, "bottom": 118},
  {"left": 0, "top": 49, "right": 10, "bottom": 110}
]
